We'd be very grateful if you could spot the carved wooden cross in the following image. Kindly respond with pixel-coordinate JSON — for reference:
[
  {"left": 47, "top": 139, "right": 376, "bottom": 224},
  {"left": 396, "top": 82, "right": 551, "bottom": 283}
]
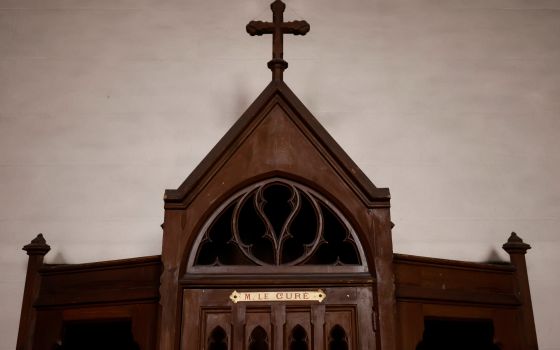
[{"left": 247, "top": 0, "right": 310, "bottom": 81}]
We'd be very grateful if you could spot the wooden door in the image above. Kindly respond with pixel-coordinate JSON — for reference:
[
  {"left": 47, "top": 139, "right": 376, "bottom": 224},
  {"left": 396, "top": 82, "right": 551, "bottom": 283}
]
[{"left": 181, "top": 286, "right": 376, "bottom": 350}]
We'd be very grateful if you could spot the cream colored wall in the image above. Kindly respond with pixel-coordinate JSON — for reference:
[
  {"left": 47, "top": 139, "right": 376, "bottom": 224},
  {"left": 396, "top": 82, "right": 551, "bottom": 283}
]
[{"left": 1, "top": 0, "right": 559, "bottom": 348}]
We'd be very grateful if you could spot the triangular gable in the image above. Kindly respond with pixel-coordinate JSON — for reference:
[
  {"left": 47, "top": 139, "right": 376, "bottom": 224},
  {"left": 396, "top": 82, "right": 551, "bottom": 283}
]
[{"left": 164, "top": 80, "right": 390, "bottom": 209}]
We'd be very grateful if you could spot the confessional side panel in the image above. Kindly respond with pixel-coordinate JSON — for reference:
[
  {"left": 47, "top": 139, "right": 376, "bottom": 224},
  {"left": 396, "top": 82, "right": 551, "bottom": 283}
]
[
  {"left": 32, "top": 303, "right": 158, "bottom": 350},
  {"left": 397, "top": 301, "right": 522, "bottom": 350}
]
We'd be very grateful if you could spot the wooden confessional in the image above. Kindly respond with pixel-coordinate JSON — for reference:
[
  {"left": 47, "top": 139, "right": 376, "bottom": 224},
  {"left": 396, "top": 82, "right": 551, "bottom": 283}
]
[{"left": 16, "top": 1, "right": 538, "bottom": 349}]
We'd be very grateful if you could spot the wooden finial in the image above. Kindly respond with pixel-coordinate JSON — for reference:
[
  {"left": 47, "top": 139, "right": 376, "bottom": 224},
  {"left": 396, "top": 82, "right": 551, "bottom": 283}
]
[
  {"left": 247, "top": 0, "right": 310, "bottom": 81},
  {"left": 22, "top": 233, "right": 51, "bottom": 256},
  {"left": 17, "top": 234, "right": 50, "bottom": 350},
  {"left": 503, "top": 232, "right": 531, "bottom": 255}
]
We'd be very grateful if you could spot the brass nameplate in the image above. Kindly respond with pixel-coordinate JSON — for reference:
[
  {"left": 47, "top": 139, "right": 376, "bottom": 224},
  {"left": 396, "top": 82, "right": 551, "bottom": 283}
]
[{"left": 229, "top": 289, "right": 325, "bottom": 304}]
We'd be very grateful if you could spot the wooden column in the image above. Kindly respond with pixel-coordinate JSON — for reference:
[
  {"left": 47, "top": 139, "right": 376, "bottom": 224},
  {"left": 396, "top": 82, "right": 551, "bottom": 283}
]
[
  {"left": 16, "top": 234, "right": 50, "bottom": 350},
  {"left": 503, "top": 232, "right": 538, "bottom": 350}
]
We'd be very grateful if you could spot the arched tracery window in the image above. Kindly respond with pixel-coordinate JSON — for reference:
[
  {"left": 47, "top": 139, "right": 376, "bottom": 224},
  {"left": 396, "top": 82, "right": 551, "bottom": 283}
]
[{"left": 189, "top": 178, "right": 366, "bottom": 271}]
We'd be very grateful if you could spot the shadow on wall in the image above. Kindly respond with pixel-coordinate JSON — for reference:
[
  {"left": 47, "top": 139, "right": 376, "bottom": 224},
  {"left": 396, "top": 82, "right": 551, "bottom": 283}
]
[{"left": 484, "top": 247, "right": 508, "bottom": 265}]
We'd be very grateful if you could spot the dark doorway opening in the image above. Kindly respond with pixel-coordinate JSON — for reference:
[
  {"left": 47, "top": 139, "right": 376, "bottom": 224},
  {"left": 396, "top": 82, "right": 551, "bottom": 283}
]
[
  {"left": 58, "top": 319, "right": 139, "bottom": 350},
  {"left": 416, "top": 317, "right": 500, "bottom": 350}
]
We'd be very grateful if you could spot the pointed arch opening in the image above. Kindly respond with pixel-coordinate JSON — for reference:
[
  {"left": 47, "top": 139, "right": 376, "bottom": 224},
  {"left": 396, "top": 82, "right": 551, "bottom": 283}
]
[
  {"left": 249, "top": 326, "right": 269, "bottom": 350},
  {"left": 289, "top": 324, "right": 309, "bottom": 350},
  {"left": 207, "top": 326, "right": 228, "bottom": 350},
  {"left": 328, "top": 325, "right": 349, "bottom": 350}
]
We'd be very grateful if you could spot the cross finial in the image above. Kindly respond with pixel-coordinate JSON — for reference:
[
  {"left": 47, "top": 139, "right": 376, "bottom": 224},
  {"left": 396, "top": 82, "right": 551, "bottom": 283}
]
[{"left": 247, "top": 0, "right": 310, "bottom": 81}]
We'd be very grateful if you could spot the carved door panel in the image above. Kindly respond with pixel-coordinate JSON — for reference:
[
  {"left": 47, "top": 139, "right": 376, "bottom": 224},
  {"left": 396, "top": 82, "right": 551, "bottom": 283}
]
[{"left": 181, "top": 287, "right": 375, "bottom": 350}]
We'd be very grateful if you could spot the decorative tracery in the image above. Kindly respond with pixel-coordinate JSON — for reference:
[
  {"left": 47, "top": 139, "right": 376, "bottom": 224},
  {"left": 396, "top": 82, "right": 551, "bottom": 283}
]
[{"left": 193, "top": 179, "right": 362, "bottom": 267}]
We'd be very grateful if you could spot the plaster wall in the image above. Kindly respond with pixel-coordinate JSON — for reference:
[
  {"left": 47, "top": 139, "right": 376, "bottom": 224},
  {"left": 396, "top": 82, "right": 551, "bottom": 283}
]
[{"left": 1, "top": 0, "right": 559, "bottom": 349}]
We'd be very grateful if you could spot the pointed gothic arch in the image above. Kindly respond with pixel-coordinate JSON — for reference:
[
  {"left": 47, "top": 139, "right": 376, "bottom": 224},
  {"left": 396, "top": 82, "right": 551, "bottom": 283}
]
[
  {"left": 248, "top": 326, "right": 269, "bottom": 350},
  {"left": 207, "top": 326, "right": 228, "bottom": 350},
  {"left": 328, "top": 324, "right": 349, "bottom": 350},
  {"left": 289, "top": 324, "right": 309, "bottom": 350}
]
